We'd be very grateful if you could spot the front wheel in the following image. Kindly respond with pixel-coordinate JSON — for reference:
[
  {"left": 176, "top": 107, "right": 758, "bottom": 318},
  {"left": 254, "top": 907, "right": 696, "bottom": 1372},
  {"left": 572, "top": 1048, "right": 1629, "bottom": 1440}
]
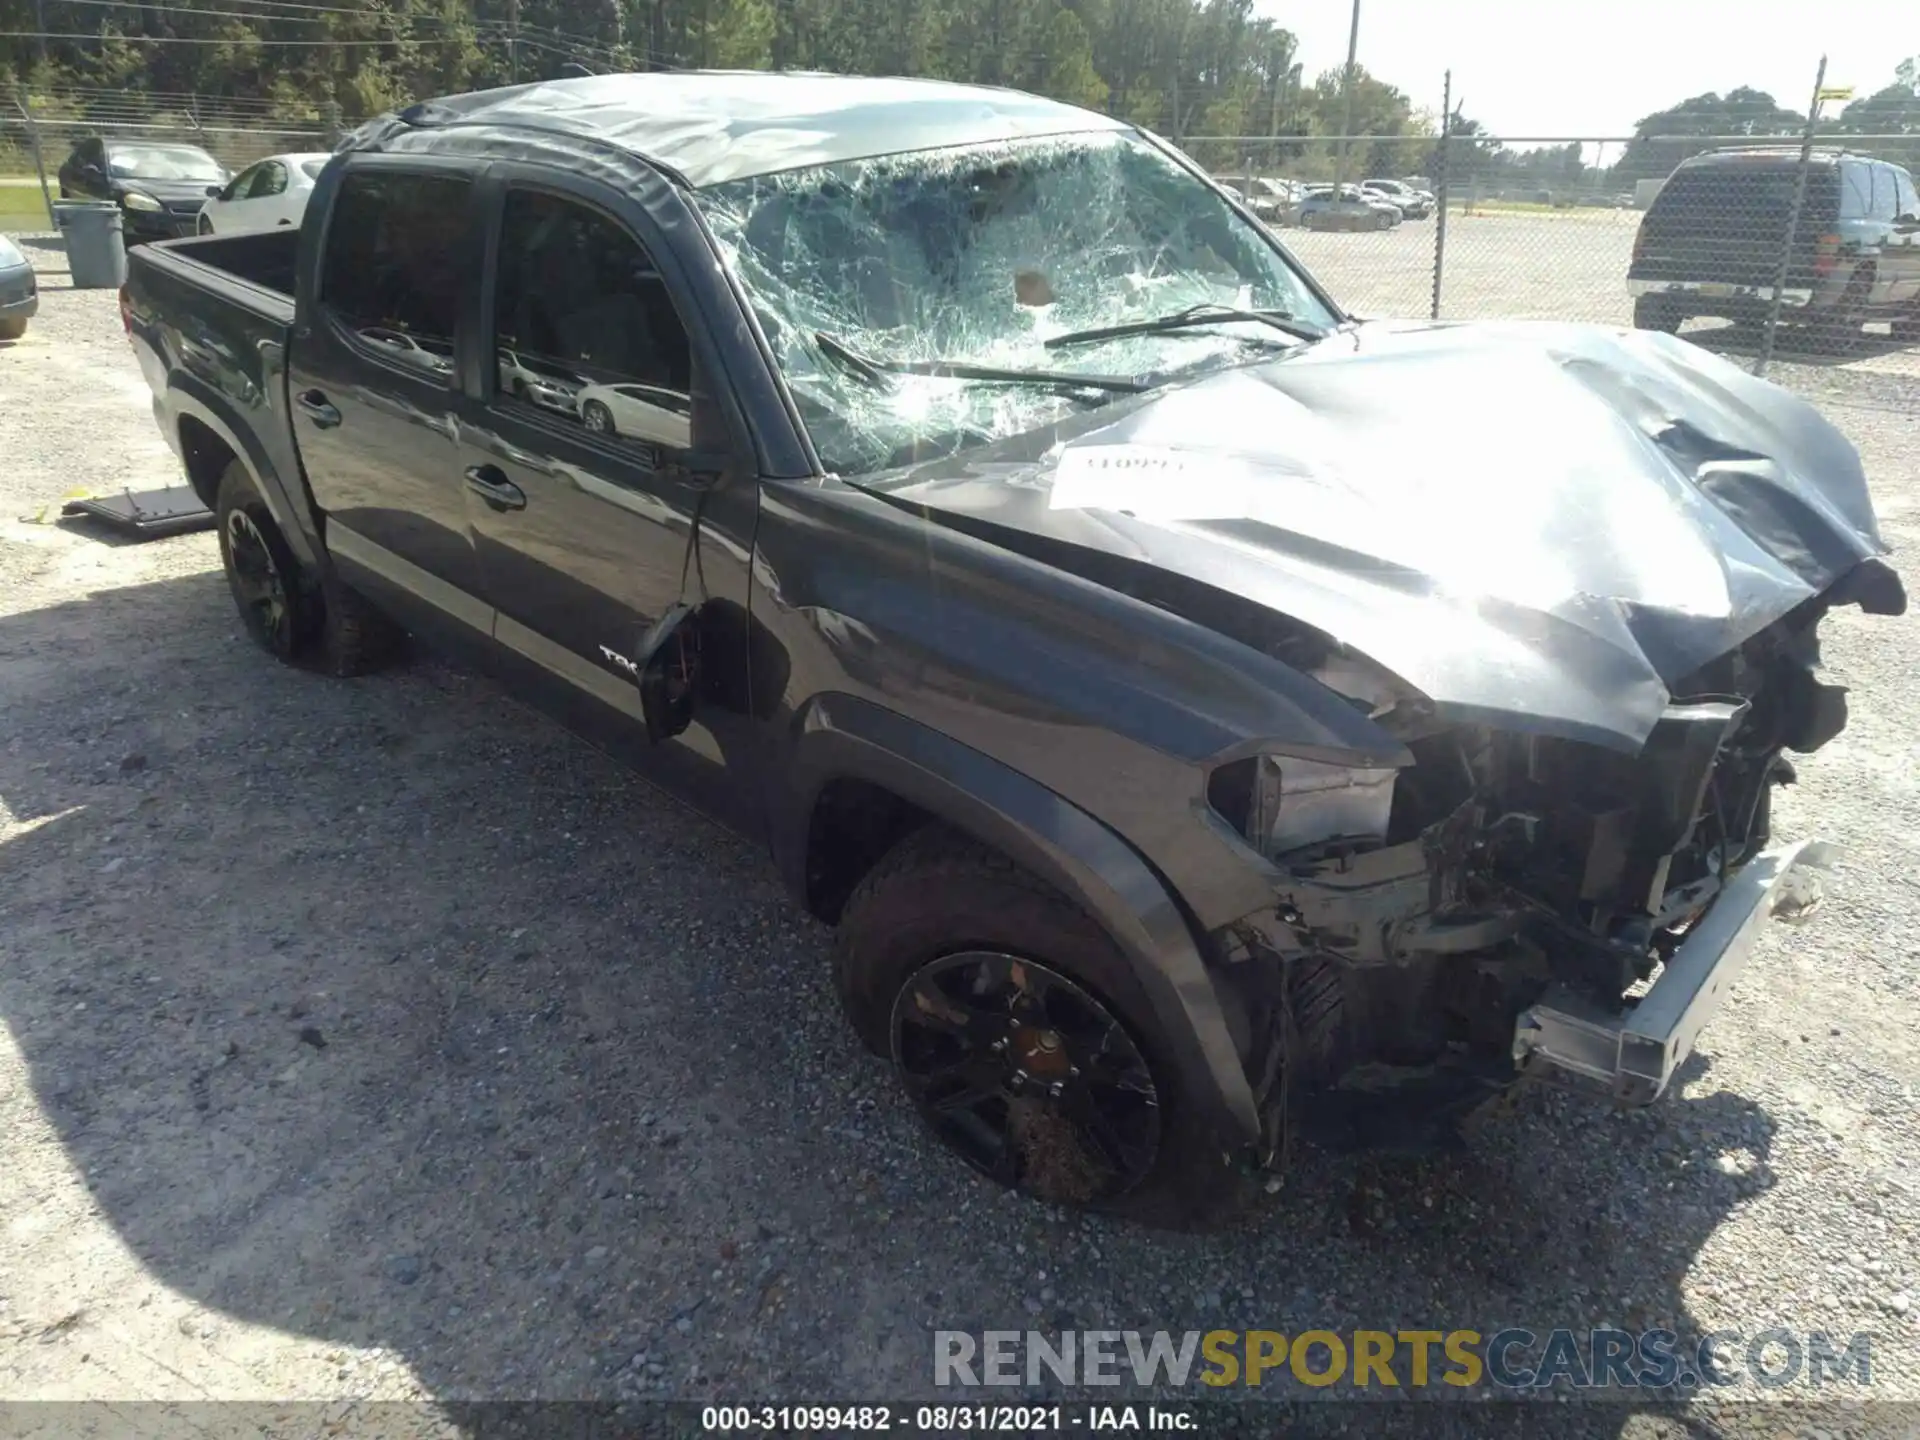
[
  {"left": 581, "top": 399, "right": 615, "bottom": 435},
  {"left": 198, "top": 214, "right": 214, "bottom": 236},
  {"left": 834, "top": 827, "right": 1255, "bottom": 1228}
]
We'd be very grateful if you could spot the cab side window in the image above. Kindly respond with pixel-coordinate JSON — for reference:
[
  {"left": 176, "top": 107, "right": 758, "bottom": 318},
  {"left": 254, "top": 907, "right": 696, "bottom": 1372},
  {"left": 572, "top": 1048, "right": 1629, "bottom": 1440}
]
[
  {"left": 1896, "top": 167, "right": 1920, "bottom": 221},
  {"left": 1869, "top": 165, "right": 1899, "bottom": 224},
  {"left": 223, "top": 162, "right": 263, "bottom": 201},
  {"left": 318, "top": 169, "right": 472, "bottom": 382},
  {"left": 491, "top": 188, "right": 693, "bottom": 454},
  {"left": 247, "top": 161, "right": 288, "bottom": 200}
]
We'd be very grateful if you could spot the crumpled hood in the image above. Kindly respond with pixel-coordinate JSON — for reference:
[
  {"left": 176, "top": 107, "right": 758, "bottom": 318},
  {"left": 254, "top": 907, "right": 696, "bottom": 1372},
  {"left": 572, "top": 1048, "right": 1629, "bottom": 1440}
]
[{"left": 877, "top": 320, "right": 1899, "bottom": 753}]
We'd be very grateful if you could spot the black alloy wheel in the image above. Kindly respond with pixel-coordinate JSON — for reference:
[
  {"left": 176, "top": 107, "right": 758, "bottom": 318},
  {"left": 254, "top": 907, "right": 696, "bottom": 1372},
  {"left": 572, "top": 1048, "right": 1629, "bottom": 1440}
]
[
  {"left": 223, "top": 505, "right": 295, "bottom": 657},
  {"left": 891, "top": 950, "right": 1161, "bottom": 1206}
]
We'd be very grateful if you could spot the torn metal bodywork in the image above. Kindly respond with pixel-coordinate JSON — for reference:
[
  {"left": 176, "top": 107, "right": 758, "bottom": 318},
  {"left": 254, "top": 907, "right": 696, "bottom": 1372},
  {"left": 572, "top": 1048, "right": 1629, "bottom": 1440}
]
[
  {"left": 873, "top": 319, "right": 1901, "bottom": 753},
  {"left": 874, "top": 318, "right": 1904, "bottom": 1143}
]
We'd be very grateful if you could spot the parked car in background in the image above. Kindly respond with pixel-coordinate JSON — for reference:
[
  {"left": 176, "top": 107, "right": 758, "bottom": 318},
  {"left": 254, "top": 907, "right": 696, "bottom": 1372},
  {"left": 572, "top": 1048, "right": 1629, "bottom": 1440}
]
[
  {"left": 199, "top": 153, "right": 333, "bottom": 235},
  {"left": 1362, "top": 178, "right": 1432, "bottom": 218},
  {"left": 0, "top": 233, "right": 37, "bottom": 340},
  {"left": 497, "top": 347, "right": 585, "bottom": 415},
  {"left": 124, "top": 71, "right": 1903, "bottom": 1225},
  {"left": 57, "top": 137, "right": 229, "bottom": 242},
  {"left": 1246, "top": 177, "right": 1304, "bottom": 226},
  {"left": 1629, "top": 147, "right": 1920, "bottom": 348},
  {"left": 359, "top": 325, "right": 454, "bottom": 377},
  {"left": 1299, "top": 183, "right": 1400, "bottom": 230},
  {"left": 576, "top": 379, "right": 694, "bottom": 446}
]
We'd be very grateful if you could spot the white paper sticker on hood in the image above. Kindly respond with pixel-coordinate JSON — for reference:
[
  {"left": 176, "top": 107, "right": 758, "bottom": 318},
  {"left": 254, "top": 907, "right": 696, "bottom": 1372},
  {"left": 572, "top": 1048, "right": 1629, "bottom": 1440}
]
[{"left": 1048, "top": 443, "right": 1280, "bottom": 519}]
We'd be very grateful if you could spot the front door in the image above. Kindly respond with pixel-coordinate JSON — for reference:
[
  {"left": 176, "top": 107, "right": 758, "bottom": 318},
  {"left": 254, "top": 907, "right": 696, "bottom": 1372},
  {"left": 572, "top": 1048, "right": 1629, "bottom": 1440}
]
[{"left": 458, "top": 178, "right": 762, "bottom": 831}]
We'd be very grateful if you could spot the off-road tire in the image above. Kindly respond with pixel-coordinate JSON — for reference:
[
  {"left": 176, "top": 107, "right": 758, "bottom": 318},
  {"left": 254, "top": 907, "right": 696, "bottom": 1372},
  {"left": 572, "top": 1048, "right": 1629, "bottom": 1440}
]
[
  {"left": 1633, "top": 294, "right": 1682, "bottom": 334},
  {"left": 834, "top": 825, "right": 1258, "bottom": 1229},
  {"left": 1890, "top": 299, "right": 1920, "bottom": 346},
  {"left": 1814, "top": 268, "right": 1872, "bottom": 354},
  {"left": 214, "top": 460, "right": 401, "bottom": 675}
]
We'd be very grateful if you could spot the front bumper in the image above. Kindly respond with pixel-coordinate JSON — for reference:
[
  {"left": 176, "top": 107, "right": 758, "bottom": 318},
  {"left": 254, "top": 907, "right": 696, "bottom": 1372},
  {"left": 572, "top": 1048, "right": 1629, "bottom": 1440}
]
[
  {"left": 0, "top": 267, "right": 36, "bottom": 319},
  {"left": 122, "top": 206, "right": 200, "bottom": 241},
  {"left": 1628, "top": 278, "right": 1818, "bottom": 311},
  {"left": 1512, "top": 839, "right": 1835, "bottom": 1105}
]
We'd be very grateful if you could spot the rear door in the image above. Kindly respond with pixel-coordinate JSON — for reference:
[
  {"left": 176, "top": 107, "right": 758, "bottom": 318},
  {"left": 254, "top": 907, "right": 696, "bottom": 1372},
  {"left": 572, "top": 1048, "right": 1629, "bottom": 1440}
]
[
  {"left": 455, "top": 170, "right": 763, "bottom": 829},
  {"left": 245, "top": 160, "right": 298, "bottom": 230},
  {"left": 1636, "top": 160, "right": 1838, "bottom": 288},
  {"left": 1879, "top": 164, "right": 1920, "bottom": 308},
  {"left": 288, "top": 156, "right": 494, "bottom": 644}
]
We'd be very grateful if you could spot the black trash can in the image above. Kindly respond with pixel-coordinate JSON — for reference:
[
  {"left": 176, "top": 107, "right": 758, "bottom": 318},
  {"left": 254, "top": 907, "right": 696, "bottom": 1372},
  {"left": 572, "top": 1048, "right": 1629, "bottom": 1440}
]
[{"left": 52, "top": 200, "right": 129, "bottom": 289}]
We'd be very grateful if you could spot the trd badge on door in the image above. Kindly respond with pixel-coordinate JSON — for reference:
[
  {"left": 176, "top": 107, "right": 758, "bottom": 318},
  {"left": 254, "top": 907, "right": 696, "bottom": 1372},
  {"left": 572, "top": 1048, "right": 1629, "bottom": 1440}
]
[{"left": 599, "top": 644, "right": 640, "bottom": 678}]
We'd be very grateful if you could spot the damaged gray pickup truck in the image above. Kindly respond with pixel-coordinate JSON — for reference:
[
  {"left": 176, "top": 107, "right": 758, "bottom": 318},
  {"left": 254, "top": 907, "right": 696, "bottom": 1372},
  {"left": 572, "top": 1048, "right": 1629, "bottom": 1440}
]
[{"left": 125, "top": 72, "right": 1905, "bottom": 1226}]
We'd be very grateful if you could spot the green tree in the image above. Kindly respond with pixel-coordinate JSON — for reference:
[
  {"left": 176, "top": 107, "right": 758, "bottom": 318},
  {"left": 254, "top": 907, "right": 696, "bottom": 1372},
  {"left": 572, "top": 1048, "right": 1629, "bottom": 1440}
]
[
  {"left": 1033, "top": 8, "right": 1108, "bottom": 111},
  {"left": 1614, "top": 88, "right": 1805, "bottom": 183}
]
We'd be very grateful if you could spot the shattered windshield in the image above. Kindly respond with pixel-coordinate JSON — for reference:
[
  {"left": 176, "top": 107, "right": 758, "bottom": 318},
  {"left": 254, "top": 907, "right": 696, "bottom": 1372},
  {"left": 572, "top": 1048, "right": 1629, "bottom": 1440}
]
[{"left": 694, "top": 130, "right": 1338, "bottom": 476}]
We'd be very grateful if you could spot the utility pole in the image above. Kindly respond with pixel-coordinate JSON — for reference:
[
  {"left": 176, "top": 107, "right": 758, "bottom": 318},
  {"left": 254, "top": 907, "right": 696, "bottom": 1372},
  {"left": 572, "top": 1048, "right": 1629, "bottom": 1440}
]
[
  {"left": 1757, "top": 55, "right": 1829, "bottom": 378},
  {"left": 1335, "top": 0, "right": 1361, "bottom": 190},
  {"left": 1267, "top": 49, "right": 1284, "bottom": 177},
  {"left": 507, "top": 0, "right": 520, "bottom": 84}
]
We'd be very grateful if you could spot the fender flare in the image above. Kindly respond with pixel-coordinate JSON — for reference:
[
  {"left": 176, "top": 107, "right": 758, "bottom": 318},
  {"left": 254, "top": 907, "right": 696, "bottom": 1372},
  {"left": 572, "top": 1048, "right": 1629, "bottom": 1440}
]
[
  {"left": 167, "top": 370, "right": 327, "bottom": 575},
  {"left": 783, "top": 692, "right": 1261, "bottom": 1145}
]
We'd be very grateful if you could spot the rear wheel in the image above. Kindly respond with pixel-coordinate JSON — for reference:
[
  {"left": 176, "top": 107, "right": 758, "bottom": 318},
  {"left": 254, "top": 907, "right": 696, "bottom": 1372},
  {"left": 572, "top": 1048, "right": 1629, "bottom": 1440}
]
[
  {"left": 0, "top": 316, "right": 25, "bottom": 342},
  {"left": 1633, "top": 294, "right": 1682, "bottom": 333},
  {"left": 214, "top": 461, "right": 402, "bottom": 675},
  {"left": 835, "top": 827, "right": 1256, "bottom": 1229},
  {"left": 1889, "top": 297, "right": 1920, "bottom": 345},
  {"left": 1814, "top": 268, "right": 1872, "bottom": 354}
]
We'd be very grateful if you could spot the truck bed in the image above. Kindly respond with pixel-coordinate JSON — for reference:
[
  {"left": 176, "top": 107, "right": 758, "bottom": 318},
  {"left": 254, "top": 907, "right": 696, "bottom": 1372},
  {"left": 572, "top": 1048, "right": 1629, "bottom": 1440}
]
[
  {"left": 125, "top": 226, "right": 321, "bottom": 568},
  {"left": 145, "top": 229, "right": 300, "bottom": 319}
]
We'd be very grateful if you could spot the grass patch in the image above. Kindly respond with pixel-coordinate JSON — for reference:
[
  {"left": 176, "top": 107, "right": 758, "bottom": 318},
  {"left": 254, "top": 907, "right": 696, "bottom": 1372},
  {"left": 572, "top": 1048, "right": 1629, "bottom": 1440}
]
[
  {"left": 1446, "top": 200, "right": 1636, "bottom": 220},
  {"left": 0, "top": 185, "right": 53, "bottom": 230}
]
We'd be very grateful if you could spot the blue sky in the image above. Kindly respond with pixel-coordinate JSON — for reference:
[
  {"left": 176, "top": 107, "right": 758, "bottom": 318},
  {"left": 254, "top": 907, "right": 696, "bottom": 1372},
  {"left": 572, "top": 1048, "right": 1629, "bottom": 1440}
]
[{"left": 1266, "top": 0, "right": 1912, "bottom": 138}]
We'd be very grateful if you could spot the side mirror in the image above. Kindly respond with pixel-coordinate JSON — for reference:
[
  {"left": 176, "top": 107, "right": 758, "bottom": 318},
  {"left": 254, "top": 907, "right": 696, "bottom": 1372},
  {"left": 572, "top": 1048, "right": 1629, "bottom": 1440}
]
[
  {"left": 634, "top": 602, "right": 701, "bottom": 744},
  {"left": 206, "top": 184, "right": 224, "bottom": 198}
]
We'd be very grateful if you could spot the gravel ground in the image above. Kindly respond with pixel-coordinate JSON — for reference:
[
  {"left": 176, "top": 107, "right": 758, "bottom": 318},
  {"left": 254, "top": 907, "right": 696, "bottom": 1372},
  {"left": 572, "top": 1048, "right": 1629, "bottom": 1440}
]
[{"left": 2, "top": 234, "right": 1919, "bottom": 1431}]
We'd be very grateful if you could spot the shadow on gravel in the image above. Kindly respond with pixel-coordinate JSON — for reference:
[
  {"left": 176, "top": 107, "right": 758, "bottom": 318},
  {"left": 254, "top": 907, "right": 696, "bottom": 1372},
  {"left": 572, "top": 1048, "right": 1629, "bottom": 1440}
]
[
  {"left": 0, "top": 572, "right": 1780, "bottom": 1429},
  {"left": 1684, "top": 318, "right": 1913, "bottom": 369}
]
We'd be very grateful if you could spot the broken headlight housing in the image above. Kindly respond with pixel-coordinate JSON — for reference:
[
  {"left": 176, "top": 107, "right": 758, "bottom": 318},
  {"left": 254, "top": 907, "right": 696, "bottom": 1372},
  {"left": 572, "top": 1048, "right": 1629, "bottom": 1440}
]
[{"left": 1211, "top": 753, "right": 1399, "bottom": 861}]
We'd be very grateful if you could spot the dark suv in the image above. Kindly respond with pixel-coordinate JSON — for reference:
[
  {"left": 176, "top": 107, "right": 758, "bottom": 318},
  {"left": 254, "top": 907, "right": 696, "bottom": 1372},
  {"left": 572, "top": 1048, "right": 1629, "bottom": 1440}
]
[{"left": 1629, "top": 148, "right": 1920, "bottom": 347}]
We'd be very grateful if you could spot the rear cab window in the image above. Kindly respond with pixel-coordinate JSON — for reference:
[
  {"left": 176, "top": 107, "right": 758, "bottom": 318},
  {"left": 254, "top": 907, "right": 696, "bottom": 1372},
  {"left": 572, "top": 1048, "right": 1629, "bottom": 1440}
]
[
  {"left": 318, "top": 169, "right": 473, "bottom": 382},
  {"left": 1650, "top": 160, "right": 1841, "bottom": 229}
]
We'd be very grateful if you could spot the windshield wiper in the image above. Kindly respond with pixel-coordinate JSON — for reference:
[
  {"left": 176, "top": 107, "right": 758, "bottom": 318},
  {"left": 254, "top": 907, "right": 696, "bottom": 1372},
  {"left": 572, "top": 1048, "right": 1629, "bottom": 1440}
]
[
  {"left": 1043, "top": 304, "right": 1326, "bottom": 351},
  {"left": 815, "top": 331, "right": 1149, "bottom": 395}
]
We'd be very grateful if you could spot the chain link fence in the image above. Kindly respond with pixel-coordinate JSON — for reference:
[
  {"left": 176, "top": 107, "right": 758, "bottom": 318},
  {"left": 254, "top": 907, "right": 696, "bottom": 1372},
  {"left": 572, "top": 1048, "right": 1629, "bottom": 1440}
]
[
  {"left": 5, "top": 77, "right": 1917, "bottom": 412},
  {"left": 2, "top": 84, "right": 337, "bottom": 235},
  {"left": 1195, "top": 124, "right": 1920, "bottom": 419}
]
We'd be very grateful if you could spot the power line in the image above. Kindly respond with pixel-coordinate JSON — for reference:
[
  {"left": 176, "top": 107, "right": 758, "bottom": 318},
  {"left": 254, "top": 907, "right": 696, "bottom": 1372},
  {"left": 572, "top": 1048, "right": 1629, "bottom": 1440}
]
[{"left": 2, "top": 29, "right": 423, "bottom": 43}]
